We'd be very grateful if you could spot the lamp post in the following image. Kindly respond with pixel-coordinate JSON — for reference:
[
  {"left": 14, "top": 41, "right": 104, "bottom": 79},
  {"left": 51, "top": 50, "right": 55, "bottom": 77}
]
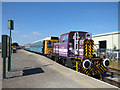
[{"left": 8, "top": 19, "right": 14, "bottom": 71}]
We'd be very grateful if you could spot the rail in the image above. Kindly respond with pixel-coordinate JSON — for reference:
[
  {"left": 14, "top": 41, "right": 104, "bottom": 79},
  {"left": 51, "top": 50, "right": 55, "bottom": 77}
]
[{"left": 99, "top": 67, "right": 120, "bottom": 88}]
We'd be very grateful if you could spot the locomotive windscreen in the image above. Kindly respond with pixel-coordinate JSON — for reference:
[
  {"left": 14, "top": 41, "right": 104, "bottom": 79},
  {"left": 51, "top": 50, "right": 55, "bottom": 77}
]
[{"left": 51, "top": 37, "right": 59, "bottom": 40}]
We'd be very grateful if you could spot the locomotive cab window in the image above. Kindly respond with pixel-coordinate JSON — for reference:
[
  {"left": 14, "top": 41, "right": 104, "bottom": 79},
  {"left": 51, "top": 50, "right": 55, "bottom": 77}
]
[
  {"left": 47, "top": 41, "right": 52, "bottom": 48},
  {"left": 62, "top": 34, "right": 68, "bottom": 43},
  {"left": 53, "top": 41, "right": 57, "bottom": 47},
  {"left": 53, "top": 41, "right": 57, "bottom": 45},
  {"left": 76, "top": 35, "right": 80, "bottom": 40},
  {"left": 60, "top": 36, "right": 63, "bottom": 43},
  {"left": 79, "top": 33, "right": 85, "bottom": 39}
]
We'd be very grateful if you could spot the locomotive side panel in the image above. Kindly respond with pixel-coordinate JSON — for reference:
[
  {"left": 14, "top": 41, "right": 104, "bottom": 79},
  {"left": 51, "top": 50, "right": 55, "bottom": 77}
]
[
  {"left": 53, "top": 33, "right": 69, "bottom": 57},
  {"left": 53, "top": 43, "right": 59, "bottom": 54},
  {"left": 59, "top": 43, "right": 68, "bottom": 57}
]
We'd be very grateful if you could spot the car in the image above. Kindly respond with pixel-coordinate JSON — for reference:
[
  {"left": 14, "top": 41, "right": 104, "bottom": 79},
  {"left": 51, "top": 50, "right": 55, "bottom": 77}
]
[
  {"left": 12, "top": 47, "right": 17, "bottom": 53},
  {"left": 109, "top": 50, "right": 120, "bottom": 61}
]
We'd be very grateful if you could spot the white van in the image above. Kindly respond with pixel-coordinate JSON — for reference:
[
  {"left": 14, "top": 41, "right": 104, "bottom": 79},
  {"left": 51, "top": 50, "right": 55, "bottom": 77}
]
[{"left": 110, "top": 50, "right": 120, "bottom": 60}]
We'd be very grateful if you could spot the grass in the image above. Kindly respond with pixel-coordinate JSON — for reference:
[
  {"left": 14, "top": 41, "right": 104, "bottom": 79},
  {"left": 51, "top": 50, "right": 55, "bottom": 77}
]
[{"left": 109, "top": 60, "right": 120, "bottom": 69}]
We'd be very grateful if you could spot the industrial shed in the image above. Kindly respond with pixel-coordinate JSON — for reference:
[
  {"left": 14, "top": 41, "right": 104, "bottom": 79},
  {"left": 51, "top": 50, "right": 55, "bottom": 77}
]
[{"left": 92, "top": 31, "right": 120, "bottom": 50}]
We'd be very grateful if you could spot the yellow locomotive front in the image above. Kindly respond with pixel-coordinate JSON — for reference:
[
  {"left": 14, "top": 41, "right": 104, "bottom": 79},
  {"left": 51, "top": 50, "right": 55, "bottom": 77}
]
[{"left": 44, "top": 39, "right": 59, "bottom": 56}]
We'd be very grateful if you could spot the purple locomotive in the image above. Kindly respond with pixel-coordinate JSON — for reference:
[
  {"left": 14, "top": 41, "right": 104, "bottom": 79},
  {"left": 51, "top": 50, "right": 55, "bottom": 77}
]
[{"left": 52, "top": 31, "right": 110, "bottom": 76}]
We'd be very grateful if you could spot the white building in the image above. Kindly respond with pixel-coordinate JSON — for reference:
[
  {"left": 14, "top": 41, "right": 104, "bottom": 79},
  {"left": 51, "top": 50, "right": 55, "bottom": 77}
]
[{"left": 92, "top": 31, "right": 120, "bottom": 50}]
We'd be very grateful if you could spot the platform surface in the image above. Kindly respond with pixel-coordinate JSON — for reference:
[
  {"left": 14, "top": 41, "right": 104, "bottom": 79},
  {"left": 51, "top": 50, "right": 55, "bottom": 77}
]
[
  {"left": 2, "top": 50, "right": 118, "bottom": 88},
  {"left": 0, "top": 53, "right": 2, "bottom": 90}
]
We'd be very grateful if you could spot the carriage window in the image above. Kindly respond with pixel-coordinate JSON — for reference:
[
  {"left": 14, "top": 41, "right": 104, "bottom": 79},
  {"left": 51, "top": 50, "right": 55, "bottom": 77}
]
[
  {"left": 87, "top": 34, "right": 91, "bottom": 39},
  {"left": 62, "top": 35, "right": 68, "bottom": 43},
  {"left": 47, "top": 41, "right": 52, "bottom": 48}
]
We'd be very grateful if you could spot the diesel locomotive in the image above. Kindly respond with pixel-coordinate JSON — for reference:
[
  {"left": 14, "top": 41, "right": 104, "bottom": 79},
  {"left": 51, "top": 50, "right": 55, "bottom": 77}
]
[
  {"left": 51, "top": 31, "right": 110, "bottom": 76},
  {"left": 24, "top": 31, "right": 110, "bottom": 76}
]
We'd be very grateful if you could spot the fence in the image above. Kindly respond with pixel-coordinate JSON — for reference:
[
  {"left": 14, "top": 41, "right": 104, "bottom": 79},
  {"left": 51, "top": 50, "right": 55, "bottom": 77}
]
[{"left": 94, "top": 48, "right": 120, "bottom": 61}]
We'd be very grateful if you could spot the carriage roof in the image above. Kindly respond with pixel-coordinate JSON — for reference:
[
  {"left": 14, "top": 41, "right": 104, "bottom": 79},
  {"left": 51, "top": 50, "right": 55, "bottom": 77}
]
[{"left": 31, "top": 36, "right": 59, "bottom": 44}]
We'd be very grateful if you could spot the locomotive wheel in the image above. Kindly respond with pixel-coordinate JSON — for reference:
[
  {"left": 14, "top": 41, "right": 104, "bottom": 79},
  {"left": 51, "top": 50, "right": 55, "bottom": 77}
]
[
  {"left": 62, "top": 59, "right": 66, "bottom": 66},
  {"left": 58, "top": 59, "right": 63, "bottom": 64},
  {"left": 65, "top": 58, "right": 73, "bottom": 68},
  {"left": 52, "top": 56, "right": 55, "bottom": 61},
  {"left": 54, "top": 56, "right": 58, "bottom": 62},
  {"left": 49, "top": 54, "right": 53, "bottom": 59},
  {"left": 47, "top": 54, "right": 49, "bottom": 58}
]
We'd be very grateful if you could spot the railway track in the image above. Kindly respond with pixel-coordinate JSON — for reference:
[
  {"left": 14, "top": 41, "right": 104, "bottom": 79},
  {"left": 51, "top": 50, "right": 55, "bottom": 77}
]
[
  {"left": 101, "top": 77, "right": 120, "bottom": 88},
  {"left": 99, "top": 67, "right": 120, "bottom": 88},
  {"left": 108, "top": 67, "right": 120, "bottom": 76}
]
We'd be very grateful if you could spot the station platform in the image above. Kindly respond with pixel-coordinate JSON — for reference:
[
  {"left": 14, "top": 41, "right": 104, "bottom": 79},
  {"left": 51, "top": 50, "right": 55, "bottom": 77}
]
[
  {"left": 2, "top": 50, "right": 119, "bottom": 88},
  {"left": 0, "top": 53, "right": 2, "bottom": 90}
]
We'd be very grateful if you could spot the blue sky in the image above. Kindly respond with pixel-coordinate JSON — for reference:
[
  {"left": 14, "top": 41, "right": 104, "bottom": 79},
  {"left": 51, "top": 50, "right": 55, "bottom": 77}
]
[{"left": 2, "top": 2, "right": 118, "bottom": 45}]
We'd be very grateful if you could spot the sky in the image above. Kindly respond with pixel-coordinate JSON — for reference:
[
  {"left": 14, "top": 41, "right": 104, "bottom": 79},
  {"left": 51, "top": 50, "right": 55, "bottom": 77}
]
[{"left": 2, "top": 2, "right": 118, "bottom": 45}]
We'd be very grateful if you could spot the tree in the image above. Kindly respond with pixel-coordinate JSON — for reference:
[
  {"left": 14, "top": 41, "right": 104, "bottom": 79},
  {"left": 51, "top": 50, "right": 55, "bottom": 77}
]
[
  {"left": 11, "top": 42, "right": 19, "bottom": 47},
  {"left": 113, "top": 44, "right": 117, "bottom": 50}
]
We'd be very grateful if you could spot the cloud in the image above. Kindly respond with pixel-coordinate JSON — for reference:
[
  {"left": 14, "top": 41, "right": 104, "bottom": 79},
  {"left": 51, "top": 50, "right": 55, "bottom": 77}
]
[
  {"left": 32, "top": 32, "right": 41, "bottom": 36},
  {"left": 12, "top": 31, "right": 19, "bottom": 33},
  {"left": 13, "top": 41, "right": 17, "bottom": 43},
  {"left": 21, "top": 35, "right": 29, "bottom": 38}
]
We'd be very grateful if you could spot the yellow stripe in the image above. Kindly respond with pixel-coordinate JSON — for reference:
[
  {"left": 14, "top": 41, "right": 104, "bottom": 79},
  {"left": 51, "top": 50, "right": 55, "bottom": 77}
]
[
  {"left": 81, "top": 67, "right": 85, "bottom": 73},
  {"left": 100, "top": 66, "right": 104, "bottom": 73},
  {"left": 89, "top": 67, "right": 93, "bottom": 74},
  {"left": 100, "top": 65, "right": 104, "bottom": 72},
  {"left": 101, "top": 64, "right": 105, "bottom": 72}
]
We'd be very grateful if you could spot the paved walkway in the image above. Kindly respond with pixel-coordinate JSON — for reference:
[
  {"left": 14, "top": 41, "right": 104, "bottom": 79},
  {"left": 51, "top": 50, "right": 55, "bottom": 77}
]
[{"left": 2, "top": 50, "right": 118, "bottom": 88}]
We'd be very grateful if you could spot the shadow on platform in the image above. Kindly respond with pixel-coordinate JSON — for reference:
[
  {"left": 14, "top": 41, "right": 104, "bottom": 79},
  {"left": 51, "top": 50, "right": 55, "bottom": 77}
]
[
  {"left": 6, "top": 67, "right": 44, "bottom": 79},
  {"left": 23, "top": 68, "right": 44, "bottom": 76}
]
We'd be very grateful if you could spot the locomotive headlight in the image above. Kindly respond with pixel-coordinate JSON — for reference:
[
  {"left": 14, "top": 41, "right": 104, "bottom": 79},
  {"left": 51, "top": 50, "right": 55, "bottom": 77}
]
[
  {"left": 103, "top": 59, "right": 110, "bottom": 67},
  {"left": 82, "top": 59, "right": 91, "bottom": 69}
]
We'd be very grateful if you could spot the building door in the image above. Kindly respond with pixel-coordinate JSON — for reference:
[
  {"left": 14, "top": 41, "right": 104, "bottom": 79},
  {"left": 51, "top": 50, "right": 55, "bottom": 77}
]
[{"left": 99, "top": 40, "right": 107, "bottom": 49}]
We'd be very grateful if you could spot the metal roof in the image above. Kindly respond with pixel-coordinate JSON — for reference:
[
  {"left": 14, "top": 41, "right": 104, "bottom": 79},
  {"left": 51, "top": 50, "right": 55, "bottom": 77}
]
[{"left": 93, "top": 31, "right": 120, "bottom": 38}]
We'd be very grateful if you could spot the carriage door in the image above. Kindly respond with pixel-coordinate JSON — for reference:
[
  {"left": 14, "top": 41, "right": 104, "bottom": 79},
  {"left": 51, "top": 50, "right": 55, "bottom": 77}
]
[{"left": 74, "top": 32, "right": 79, "bottom": 56}]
